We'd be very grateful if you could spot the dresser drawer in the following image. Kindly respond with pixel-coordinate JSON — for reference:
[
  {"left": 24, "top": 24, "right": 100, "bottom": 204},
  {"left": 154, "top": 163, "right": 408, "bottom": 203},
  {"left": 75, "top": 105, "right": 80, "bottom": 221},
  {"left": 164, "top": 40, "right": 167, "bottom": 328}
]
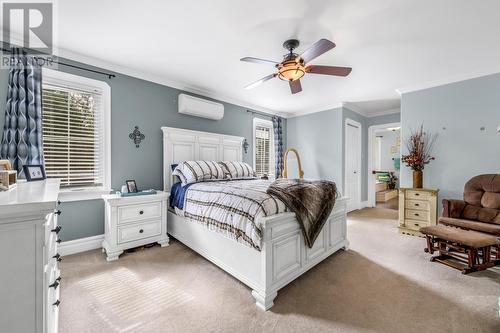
[
  {"left": 405, "top": 219, "right": 429, "bottom": 231},
  {"left": 406, "top": 190, "right": 429, "bottom": 200},
  {"left": 405, "top": 209, "right": 429, "bottom": 221},
  {"left": 118, "top": 202, "right": 162, "bottom": 224},
  {"left": 405, "top": 200, "right": 429, "bottom": 211},
  {"left": 118, "top": 220, "right": 162, "bottom": 244}
]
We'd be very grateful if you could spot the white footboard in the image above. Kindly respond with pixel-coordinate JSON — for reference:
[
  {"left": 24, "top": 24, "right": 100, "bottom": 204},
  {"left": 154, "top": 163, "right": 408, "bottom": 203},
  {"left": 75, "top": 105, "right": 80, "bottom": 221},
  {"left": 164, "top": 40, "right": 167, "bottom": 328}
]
[{"left": 167, "top": 197, "right": 348, "bottom": 310}]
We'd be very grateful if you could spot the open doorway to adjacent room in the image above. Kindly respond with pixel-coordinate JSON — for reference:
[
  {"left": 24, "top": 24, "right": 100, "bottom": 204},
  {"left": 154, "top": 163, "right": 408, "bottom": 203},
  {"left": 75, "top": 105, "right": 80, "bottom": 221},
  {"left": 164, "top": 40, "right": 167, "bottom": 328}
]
[{"left": 368, "top": 122, "right": 401, "bottom": 211}]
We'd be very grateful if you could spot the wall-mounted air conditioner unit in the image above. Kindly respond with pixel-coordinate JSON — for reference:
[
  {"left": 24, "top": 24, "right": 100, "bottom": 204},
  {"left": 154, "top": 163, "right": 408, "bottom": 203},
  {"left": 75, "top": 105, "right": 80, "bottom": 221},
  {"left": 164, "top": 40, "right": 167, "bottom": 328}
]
[{"left": 178, "top": 93, "right": 224, "bottom": 120}]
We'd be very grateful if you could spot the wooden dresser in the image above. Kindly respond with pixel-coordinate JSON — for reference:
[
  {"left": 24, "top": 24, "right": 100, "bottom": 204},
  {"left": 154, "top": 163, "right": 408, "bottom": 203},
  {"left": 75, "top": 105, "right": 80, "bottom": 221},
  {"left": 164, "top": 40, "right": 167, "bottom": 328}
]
[
  {"left": 0, "top": 179, "right": 61, "bottom": 333},
  {"left": 398, "top": 188, "right": 439, "bottom": 236},
  {"left": 102, "top": 191, "right": 170, "bottom": 261}
]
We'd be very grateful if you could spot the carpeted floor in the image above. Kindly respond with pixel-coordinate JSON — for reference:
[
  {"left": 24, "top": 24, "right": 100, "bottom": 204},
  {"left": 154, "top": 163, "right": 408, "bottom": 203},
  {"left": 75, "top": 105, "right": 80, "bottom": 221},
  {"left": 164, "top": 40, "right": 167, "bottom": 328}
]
[{"left": 59, "top": 208, "right": 500, "bottom": 333}]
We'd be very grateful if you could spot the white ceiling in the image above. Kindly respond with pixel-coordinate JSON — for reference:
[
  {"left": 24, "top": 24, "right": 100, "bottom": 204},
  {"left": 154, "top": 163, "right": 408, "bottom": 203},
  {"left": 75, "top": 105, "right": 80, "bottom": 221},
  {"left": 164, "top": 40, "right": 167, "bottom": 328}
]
[{"left": 18, "top": 0, "right": 500, "bottom": 116}]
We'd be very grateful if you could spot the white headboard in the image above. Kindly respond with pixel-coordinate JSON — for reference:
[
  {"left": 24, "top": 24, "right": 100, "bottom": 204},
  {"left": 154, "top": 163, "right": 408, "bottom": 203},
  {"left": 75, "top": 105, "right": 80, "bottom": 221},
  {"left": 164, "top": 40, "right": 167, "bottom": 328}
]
[{"left": 161, "top": 127, "right": 244, "bottom": 191}]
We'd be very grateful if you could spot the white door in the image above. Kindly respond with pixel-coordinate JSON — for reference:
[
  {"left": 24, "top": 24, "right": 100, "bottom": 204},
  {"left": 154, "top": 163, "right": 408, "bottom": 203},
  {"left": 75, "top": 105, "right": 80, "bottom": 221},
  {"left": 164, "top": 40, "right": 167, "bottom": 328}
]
[{"left": 345, "top": 120, "right": 361, "bottom": 212}]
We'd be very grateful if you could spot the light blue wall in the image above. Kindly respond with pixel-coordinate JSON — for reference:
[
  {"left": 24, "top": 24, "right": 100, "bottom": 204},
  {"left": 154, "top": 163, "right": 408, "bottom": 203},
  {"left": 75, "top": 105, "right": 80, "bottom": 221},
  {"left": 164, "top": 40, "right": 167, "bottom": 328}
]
[
  {"left": 0, "top": 57, "right": 286, "bottom": 241},
  {"left": 400, "top": 73, "right": 500, "bottom": 206},
  {"left": 287, "top": 107, "right": 401, "bottom": 202},
  {"left": 286, "top": 108, "right": 344, "bottom": 192},
  {"left": 379, "top": 130, "right": 400, "bottom": 172}
]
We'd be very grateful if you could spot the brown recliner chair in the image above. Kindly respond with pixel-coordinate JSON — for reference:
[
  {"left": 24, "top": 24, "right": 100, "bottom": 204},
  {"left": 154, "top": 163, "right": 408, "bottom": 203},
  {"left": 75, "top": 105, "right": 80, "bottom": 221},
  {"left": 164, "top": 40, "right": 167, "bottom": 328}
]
[{"left": 440, "top": 174, "right": 500, "bottom": 236}]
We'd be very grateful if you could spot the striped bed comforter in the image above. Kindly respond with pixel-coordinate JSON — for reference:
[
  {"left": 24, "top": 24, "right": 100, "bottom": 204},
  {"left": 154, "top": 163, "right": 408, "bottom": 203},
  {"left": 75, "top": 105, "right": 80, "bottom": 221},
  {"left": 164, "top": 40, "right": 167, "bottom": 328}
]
[{"left": 181, "top": 179, "right": 288, "bottom": 250}]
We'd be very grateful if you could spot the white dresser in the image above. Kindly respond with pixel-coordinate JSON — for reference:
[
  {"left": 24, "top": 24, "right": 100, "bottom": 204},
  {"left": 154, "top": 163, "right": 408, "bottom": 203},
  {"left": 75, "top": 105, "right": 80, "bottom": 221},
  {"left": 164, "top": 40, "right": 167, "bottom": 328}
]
[
  {"left": 0, "top": 179, "right": 61, "bottom": 333},
  {"left": 102, "top": 191, "right": 169, "bottom": 261}
]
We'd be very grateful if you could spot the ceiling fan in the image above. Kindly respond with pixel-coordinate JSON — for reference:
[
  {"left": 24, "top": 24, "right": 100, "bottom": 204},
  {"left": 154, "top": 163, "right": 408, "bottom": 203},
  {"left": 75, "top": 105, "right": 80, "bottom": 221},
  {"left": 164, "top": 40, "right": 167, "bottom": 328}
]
[{"left": 241, "top": 38, "right": 352, "bottom": 94}]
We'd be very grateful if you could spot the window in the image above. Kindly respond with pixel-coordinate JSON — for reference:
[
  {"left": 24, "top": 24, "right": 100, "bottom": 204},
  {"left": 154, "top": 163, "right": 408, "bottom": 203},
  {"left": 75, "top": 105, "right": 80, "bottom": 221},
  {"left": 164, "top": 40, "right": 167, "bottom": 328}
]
[
  {"left": 253, "top": 118, "right": 275, "bottom": 178},
  {"left": 42, "top": 69, "right": 110, "bottom": 192}
]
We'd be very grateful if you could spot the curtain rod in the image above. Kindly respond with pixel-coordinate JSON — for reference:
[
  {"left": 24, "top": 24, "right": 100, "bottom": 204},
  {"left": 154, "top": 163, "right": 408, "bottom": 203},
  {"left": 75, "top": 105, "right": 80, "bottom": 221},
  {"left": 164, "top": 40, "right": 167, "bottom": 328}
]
[
  {"left": 246, "top": 109, "right": 276, "bottom": 118},
  {"left": 1, "top": 48, "right": 116, "bottom": 79}
]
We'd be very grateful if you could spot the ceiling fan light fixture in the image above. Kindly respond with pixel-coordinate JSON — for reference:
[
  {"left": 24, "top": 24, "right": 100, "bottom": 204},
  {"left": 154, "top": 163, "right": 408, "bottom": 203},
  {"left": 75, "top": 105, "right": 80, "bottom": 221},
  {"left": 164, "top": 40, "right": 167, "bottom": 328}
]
[{"left": 277, "top": 59, "right": 305, "bottom": 81}]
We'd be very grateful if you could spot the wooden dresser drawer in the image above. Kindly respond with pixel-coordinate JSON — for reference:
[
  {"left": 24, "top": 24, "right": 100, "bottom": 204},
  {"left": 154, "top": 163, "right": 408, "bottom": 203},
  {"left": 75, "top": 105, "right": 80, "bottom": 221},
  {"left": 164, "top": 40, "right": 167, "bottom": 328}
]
[
  {"left": 405, "top": 219, "right": 429, "bottom": 231},
  {"left": 118, "top": 220, "right": 162, "bottom": 244},
  {"left": 118, "top": 202, "right": 162, "bottom": 224},
  {"left": 405, "top": 200, "right": 429, "bottom": 211},
  {"left": 405, "top": 209, "right": 430, "bottom": 221},
  {"left": 406, "top": 190, "right": 429, "bottom": 200}
]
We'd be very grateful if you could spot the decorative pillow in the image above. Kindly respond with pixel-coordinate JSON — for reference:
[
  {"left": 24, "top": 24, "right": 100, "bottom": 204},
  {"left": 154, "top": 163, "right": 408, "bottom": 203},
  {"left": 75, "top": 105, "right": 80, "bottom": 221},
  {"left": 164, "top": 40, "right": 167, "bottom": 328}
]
[
  {"left": 172, "top": 161, "right": 225, "bottom": 186},
  {"left": 219, "top": 161, "right": 256, "bottom": 180}
]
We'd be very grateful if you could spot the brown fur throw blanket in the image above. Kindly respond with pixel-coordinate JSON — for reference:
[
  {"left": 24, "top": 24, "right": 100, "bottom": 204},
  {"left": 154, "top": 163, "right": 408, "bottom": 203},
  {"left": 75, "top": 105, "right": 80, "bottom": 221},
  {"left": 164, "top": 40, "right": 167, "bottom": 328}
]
[{"left": 267, "top": 179, "right": 337, "bottom": 248}]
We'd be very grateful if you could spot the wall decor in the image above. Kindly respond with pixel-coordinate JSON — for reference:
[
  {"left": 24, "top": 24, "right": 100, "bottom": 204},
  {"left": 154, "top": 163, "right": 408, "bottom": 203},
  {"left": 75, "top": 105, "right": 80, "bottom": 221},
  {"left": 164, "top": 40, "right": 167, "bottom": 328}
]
[
  {"left": 126, "top": 179, "right": 138, "bottom": 193},
  {"left": 129, "top": 126, "right": 145, "bottom": 148},
  {"left": 242, "top": 138, "right": 249, "bottom": 154}
]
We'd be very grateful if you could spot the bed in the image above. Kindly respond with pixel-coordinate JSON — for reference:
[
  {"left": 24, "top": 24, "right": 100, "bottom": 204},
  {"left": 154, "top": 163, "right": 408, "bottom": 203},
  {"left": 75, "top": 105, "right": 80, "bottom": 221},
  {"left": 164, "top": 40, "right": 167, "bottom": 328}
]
[{"left": 162, "top": 127, "right": 348, "bottom": 310}]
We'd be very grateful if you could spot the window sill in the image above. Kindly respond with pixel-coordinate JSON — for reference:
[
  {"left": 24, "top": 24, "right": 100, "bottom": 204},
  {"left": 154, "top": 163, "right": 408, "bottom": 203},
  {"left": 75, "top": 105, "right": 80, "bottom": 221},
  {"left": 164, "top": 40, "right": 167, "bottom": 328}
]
[{"left": 58, "top": 187, "right": 113, "bottom": 203}]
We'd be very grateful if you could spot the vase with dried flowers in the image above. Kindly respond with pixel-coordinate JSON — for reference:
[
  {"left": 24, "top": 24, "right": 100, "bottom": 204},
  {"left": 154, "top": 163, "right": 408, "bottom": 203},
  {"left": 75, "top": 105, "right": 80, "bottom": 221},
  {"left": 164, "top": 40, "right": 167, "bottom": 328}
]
[{"left": 401, "top": 125, "right": 437, "bottom": 188}]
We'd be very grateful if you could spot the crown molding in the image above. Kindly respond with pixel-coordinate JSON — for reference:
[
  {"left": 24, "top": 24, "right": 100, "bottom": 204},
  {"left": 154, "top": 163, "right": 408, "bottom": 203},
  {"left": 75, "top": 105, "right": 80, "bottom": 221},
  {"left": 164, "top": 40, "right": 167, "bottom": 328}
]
[
  {"left": 395, "top": 68, "right": 500, "bottom": 95},
  {"left": 1, "top": 36, "right": 286, "bottom": 117},
  {"left": 56, "top": 48, "right": 290, "bottom": 117},
  {"left": 342, "top": 103, "right": 400, "bottom": 118},
  {"left": 287, "top": 103, "right": 344, "bottom": 118}
]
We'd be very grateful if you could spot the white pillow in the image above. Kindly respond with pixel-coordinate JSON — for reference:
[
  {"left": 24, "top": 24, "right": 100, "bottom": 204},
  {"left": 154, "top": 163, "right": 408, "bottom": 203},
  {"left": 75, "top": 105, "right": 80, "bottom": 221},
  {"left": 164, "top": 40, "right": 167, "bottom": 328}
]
[
  {"left": 219, "top": 161, "right": 257, "bottom": 180},
  {"left": 172, "top": 161, "right": 226, "bottom": 186}
]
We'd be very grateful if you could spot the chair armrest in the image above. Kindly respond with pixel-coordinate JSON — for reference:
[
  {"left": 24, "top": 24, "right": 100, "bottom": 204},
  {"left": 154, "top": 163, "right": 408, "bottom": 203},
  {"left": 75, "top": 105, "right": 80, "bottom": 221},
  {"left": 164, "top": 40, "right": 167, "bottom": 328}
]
[{"left": 442, "top": 199, "right": 467, "bottom": 218}]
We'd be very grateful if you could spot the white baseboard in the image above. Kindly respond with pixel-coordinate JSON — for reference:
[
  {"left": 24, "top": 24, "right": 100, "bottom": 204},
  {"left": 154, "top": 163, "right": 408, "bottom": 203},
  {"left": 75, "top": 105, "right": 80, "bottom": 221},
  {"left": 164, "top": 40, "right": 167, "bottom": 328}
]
[
  {"left": 59, "top": 234, "right": 104, "bottom": 256},
  {"left": 360, "top": 201, "right": 370, "bottom": 209}
]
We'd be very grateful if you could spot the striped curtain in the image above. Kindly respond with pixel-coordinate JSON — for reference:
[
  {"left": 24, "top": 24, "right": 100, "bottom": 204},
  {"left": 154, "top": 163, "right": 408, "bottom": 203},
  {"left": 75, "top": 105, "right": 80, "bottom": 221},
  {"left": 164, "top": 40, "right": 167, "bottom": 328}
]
[
  {"left": 0, "top": 49, "right": 44, "bottom": 174},
  {"left": 272, "top": 116, "right": 284, "bottom": 178}
]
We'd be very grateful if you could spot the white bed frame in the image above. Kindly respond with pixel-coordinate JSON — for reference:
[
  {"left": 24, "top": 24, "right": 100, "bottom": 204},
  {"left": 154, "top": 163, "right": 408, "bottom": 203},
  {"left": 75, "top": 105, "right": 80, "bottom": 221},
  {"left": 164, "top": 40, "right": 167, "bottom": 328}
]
[{"left": 162, "top": 127, "right": 349, "bottom": 310}]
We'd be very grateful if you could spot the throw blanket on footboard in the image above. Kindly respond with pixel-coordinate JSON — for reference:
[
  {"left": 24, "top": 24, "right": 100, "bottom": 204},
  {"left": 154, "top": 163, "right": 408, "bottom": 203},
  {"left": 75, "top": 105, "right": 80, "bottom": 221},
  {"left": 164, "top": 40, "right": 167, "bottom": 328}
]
[{"left": 267, "top": 179, "right": 337, "bottom": 248}]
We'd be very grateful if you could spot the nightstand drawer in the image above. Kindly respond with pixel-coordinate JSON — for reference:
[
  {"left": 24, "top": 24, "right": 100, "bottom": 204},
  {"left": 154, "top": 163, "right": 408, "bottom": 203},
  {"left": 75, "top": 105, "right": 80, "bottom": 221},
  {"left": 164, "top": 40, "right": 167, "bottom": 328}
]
[
  {"left": 405, "top": 200, "right": 429, "bottom": 211},
  {"left": 405, "top": 209, "right": 429, "bottom": 221},
  {"left": 118, "top": 220, "right": 162, "bottom": 244},
  {"left": 406, "top": 190, "right": 429, "bottom": 200},
  {"left": 405, "top": 219, "right": 429, "bottom": 231},
  {"left": 118, "top": 202, "right": 162, "bottom": 224}
]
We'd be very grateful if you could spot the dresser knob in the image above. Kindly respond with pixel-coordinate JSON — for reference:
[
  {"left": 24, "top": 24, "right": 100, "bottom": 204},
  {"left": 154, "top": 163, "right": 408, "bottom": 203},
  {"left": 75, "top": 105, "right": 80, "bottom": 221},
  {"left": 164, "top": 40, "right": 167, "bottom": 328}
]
[
  {"left": 55, "top": 210, "right": 62, "bottom": 215},
  {"left": 53, "top": 300, "right": 60, "bottom": 307},
  {"left": 415, "top": 203, "right": 420, "bottom": 206},
  {"left": 139, "top": 229, "right": 144, "bottom": 233},
  {"left": 53, "top": 253, "right": 62, "bottom": 262},
  {"left": 51, "top": 226, "right": 62, "bottom": 234},
  {"left": 56, "top": 238, "right": 62, "bottom": 244},
  {"left": 415, "top": 213, "right": 420, "bottom": 216},
  {"left": 139, "top": 210, "right": 144, "bottom": 215}
]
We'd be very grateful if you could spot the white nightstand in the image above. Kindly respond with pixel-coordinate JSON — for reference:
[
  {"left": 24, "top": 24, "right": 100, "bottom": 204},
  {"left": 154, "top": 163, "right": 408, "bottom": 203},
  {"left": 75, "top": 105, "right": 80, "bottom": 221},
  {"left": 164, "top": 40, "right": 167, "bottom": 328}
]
[{"left": 102, "top": 191, "right": 170, "bottom": 261}]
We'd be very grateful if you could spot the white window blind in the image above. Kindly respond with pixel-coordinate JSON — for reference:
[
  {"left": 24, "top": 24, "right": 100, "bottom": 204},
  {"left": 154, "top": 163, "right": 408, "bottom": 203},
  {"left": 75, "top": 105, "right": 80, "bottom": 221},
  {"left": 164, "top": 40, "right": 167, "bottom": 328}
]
[
  {"left": 254, "top": 121, "right": 274, "bottom": 177},
  {"left": 42, "top": 83, "right": 104, "bottom": 188}
]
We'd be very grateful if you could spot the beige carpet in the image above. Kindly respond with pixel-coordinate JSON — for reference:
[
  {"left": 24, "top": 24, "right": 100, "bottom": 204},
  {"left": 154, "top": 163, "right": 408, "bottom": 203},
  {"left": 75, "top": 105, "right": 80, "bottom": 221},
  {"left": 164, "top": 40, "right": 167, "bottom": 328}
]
[{"left": 59, "top": 208, "right": 500, "bottom": 333}]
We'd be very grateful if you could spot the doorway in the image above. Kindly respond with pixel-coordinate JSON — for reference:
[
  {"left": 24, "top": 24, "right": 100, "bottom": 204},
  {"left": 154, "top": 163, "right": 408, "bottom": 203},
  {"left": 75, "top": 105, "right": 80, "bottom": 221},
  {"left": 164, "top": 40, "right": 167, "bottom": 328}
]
[
  {"left": 345, "top": 118, "right": 362, "bottom": 212},
  {"left": 368, "top": 122, "right": 401, "bottom": 210}
]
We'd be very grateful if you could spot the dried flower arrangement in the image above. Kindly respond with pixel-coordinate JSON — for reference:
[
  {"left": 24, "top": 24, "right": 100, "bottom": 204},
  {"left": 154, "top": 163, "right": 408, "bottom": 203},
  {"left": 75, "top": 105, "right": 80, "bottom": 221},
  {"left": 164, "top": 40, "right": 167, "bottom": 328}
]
[{"left": 401, "top": 125, "right": 437, "bottom": 171}]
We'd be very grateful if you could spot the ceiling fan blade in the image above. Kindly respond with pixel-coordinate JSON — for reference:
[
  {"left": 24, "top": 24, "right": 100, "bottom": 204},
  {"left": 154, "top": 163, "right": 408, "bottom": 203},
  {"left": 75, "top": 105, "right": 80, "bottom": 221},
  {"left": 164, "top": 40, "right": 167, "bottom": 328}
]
[
  {"left": 240, "top": 57, "right": 278, "bottom": 67},
  {"left": 306, "top": 65, "right": 352, "bottom": 77},
  {"left": 289, "top": 79, "right": 302, "bottom": 94},
  {"left": 300, "top": 39, "right": 336, "bottom": 63},
  {"left": 244, "top": 74, "right": 276, "bottom": 90}
]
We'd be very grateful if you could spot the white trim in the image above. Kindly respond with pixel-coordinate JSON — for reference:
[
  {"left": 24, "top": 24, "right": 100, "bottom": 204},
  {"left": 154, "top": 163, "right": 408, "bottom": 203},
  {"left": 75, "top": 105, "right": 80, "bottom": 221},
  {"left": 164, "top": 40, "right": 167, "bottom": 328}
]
[
  {"left": 42, "top": 68, "right": 112, "bottom": 192},
  {"left": 58, "top": 234, "right": 104, "bottom": 256},
  {"left": 367, "top": 122, "right": 401, "bottom": 208},
  {"left": 344, "top": 118, "right": 362, "bottom": 212},
  {"left": 252, "top": 118, "right": 275, "bottom": 178},
  {"left": 395, "top": 69, "right": 500, "bottom": 95},
  {"left": 360, "top": 201, "right": 369, "bottom": 209},
  {"left": 342, "top": 102, "right": 401, "bottom": 118}
]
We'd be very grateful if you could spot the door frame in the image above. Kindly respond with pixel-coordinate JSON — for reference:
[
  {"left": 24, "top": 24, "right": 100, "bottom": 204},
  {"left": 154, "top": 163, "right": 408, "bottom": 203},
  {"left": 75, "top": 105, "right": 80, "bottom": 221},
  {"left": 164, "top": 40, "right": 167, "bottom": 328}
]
[
  {"left": 344, "top": 118, "right": 362, "bottom": 212},
  {"left": 367, "top": 122, "right": 401, "bottom": 208}
]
